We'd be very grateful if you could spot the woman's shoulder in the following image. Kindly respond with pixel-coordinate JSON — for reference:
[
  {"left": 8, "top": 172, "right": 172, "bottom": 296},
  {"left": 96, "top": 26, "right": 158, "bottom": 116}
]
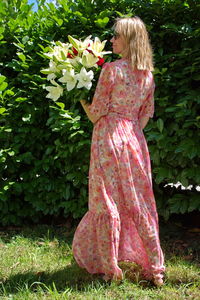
[
  {"left": 100, "top": 61, "right": 119, "bottom": 78},
  {"left": 101, "top": 59, "right": 127, "bottom": 77},
  {"left": 102, "top": 59, "right": 124, "bottom": 69}
]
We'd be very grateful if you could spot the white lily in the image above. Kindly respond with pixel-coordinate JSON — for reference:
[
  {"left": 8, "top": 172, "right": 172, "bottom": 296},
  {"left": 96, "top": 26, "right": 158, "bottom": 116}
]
[
  {"left": 47, "top": 73, "right": 56, "bottom": 81},
  {"left": 68, "top": 35, "right": 92, "bottom": 53},
  {"left": 88, "top": 37, "right": 111, "bottom": 57},
  {"left": 82, "top": 50, "right": 98, "bottom": 68},
  {"left": 69, "top": 56, "right": 82, "bottom": 68},
  {"left": 45, "top": 80, "right": 63, "bottom": 101},
  {"left": 46, "top": 43, "right": 69, "bottom": 61},
  {"left": 41, "top": 60, "right": 59, "bottom": 80},
  {"left": 57, "top": 60, "right": 72, "bottom": 71},
  {"left": 58, "top": 69, "right": 77, "bottom": 91},
  {"left": 76, "top": 67, "right": 94, "bottom": 90}
]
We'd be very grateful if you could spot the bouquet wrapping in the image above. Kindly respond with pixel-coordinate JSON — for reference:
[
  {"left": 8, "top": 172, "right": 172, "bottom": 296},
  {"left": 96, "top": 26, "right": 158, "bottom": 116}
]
[{"left": 41, "top": 35, "right": 111, "bottom": 102}]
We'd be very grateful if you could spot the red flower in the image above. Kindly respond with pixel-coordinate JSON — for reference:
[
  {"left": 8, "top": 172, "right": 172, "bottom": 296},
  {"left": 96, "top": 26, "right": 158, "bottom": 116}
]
[
  {"left": 67, "top": 52, "right": 73, "bottom": 58},
  {"left": 97, "top": 57, "right": 105, "bottom": 66},
  {"left": 86, "top": 48, "right": 93, "bottom": 54},
  {"left": 72, "top": 47, "right": 78, "bottom": 55}
]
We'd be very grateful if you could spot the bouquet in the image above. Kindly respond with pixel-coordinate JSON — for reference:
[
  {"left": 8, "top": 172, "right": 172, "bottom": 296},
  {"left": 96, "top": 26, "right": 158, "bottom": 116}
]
[{"left": 41, "top": 35, "right": 111, "bottom": 102}]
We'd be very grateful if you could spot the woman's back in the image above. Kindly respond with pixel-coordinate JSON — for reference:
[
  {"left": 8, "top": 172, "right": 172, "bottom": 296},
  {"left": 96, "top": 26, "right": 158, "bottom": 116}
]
[{"left": 89, "top": 59, "right": 155, "bottom": 123}]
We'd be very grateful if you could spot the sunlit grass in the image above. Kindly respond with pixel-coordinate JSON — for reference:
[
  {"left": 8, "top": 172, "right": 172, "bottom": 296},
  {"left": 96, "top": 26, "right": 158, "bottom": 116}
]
[{"left": 0, "top": 225, "right": 199, "bottom": 300}]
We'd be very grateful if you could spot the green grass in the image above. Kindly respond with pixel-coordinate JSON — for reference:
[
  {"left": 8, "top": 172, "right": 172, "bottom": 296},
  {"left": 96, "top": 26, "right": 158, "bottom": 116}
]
[{"left": 0, "top": 223, "right": 200, "bottom": 300}]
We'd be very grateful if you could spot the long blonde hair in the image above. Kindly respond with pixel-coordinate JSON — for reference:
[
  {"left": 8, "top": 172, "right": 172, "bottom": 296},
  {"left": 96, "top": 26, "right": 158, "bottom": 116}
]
[{"left": 113, "top": 16, "right": 154, "bottom": 71}]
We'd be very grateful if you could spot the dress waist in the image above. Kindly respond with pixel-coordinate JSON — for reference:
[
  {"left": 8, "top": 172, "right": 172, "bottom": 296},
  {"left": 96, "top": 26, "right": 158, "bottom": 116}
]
[{"left": 107, "top": 111, "right": 138, "bottom": 123}]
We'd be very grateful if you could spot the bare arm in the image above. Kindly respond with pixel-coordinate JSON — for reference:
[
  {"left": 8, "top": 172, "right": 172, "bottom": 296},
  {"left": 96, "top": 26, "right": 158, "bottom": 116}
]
[
  {"left": 139, "top": 115, "right": 150, "bottom": 130},
  {"left": 80, "top": 100, "right": 99, "bottom": 124}
]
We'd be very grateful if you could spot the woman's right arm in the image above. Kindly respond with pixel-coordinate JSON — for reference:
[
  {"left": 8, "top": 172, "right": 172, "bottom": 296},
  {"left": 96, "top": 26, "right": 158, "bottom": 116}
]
[
  {"left": 80, "top": 99, "right": 99, "bottom": 124},
  {"left": 86, "top": 63, "right": 115, "bottom": 123}
]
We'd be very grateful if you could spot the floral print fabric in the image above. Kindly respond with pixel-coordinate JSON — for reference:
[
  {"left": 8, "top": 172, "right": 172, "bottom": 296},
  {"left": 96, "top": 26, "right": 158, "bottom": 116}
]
[{"left": 72, "top": 58, "right": 165, "bottom": 280}]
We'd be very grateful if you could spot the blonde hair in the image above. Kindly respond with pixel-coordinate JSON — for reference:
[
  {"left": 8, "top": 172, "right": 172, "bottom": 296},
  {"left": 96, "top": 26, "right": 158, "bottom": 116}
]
[{"left": 113, "top": 16, "right": 154, "bottom": 71}]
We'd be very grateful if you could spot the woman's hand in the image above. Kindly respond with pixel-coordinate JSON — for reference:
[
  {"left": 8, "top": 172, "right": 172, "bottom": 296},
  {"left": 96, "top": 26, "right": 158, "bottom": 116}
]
[
  {"left": 80, "top": 100, "right": 99, "bottom": 124},
  {"left": 139, "top": 115, "right": 149, "bottom": 130}
]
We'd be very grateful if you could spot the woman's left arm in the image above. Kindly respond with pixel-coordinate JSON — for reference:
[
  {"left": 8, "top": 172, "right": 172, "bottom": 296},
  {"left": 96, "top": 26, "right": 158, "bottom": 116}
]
[{"left": 138, "top": 72, "right": 155, "bottom": 129}]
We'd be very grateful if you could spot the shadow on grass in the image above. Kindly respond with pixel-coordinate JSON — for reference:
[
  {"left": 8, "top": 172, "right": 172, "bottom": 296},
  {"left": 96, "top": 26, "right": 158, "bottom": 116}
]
[
  {"left": 0, "top": 260, "right": 110, "bottom": 295},
  {"left": 2, "top": 258, "right": 199, "bottom": 296},
  {"left": 1, "top": 254, "right": 200, "bottom": 295},
  {"left": 1, "top": 221, "right": 200, "bottom": 295},
  {"left": 2, "top": 221, "right": 199, "bottom": 267},
  {"left": 0, "top": 224, "right": 76, "bottom": 245}
]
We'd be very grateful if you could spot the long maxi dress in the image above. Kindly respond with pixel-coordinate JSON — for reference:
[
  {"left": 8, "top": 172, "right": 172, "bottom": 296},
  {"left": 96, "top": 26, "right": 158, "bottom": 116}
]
[{"left": 72, "top": 58, "right": 165, "bottom": 281}]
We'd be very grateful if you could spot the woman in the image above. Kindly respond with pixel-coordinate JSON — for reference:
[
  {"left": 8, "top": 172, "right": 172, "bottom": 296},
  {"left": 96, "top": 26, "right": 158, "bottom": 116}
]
[{"left": 72, "top": 16, "right": 165, "bottom": 287}]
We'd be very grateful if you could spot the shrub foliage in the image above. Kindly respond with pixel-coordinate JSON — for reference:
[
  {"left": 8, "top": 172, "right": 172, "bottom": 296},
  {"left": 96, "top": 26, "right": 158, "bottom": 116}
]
[{"left": 0, "top": 0, "right": 199, "bottom": 225}]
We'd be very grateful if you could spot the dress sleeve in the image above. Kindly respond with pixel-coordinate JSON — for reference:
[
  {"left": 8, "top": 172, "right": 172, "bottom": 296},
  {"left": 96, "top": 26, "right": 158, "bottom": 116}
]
[
  {"left": 138, "top": 72, "right": 155, "bottom": 119},
  {"left": 88, "top": 63, "right": 115, "bottom": 119}
]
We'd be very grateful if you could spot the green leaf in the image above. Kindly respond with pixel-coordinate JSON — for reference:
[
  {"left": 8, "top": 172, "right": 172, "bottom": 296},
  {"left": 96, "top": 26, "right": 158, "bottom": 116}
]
[
  {"left": 8, "top": 151, "right": 15, "bottom": 156},
  {"left": 180, "top": 199, "right": 189, "bottom": 214},
  {"left": 56, "top": 18, "right": 63, "bottom": 26},
  {"left": 3, "top": 89, "right": 14, "bottom": 96},
  {"left": 15, "top": 97, "right": 28, "bottom": 102},
  {"left": 56, "top": 102, "right": 65, "bottom": 109},
  {"left": 61, "top": 50, "right": 66, "bottom": 60},
  {"left": 4, "top": 128, "right": 12, "bottom": 132},
  {"left": 169, "top": 196, "right": 181, "bottom": 214},
  {"left": 0, "top": 82, "right": 8, "bottom": 91},
  {"left": 155, "top": 167, "right": 172, "bottom": 183},
  {"left": 80, "top": 16, "right": 88, "bottom": 24},
  {"left": 151, "top": 149, "right": 160, "bottom": 165},
  {"left": 95, "top": 17, "right": 109, "bottom": 28},
  {"left": 165, "top": 107, "right": 177, "bottom": 112},
  {"left": 157, "top": 118, "right": 164, "bottom": 133},
  {"left": 17, "top": 52, "right": 26, "bottom": 62},
  {"left": 188, "top": 195, "right": 200, "bottom": 212},
  {"left": 0, "top": 75, "right": 6, "bottom": 84},
  {"left": 60, "top": 112, "right": 73, "bottom": 119},
  {"left": 63, "top": 185, "right": 70, "bottom": 200},
  {"left": 153, "top": 68, "right": 161, "bottom": 75},
  {"left": 161, "top": 68, "right": 168, "bottom": 74},
  {"left": 158, "top": 48, "right": 163, "bottom": 56},
  {"left": 0, "top": 107, "right": 6, "bottom": 114},
  {"left": 13, "top": 42, "right": 25, "bottom": 51},
  {"left": 40, "top": 69, "right": 52, "bottom": 75},
  {"left": 180, "top": 178, "right": 189, "bottom": 187}
]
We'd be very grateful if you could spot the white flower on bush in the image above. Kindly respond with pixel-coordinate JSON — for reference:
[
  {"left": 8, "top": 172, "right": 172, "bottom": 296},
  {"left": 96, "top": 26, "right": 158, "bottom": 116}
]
[
  {"left": 58, "top": 69, "right": 77, "bottom": 91},
  {"left": 82, "top": 50, "right": 98, "bottom": 68},
  {"left": 76, "top": 67, "right": 94, "bottom": 90},
  {"left": 45, "top": 80, "right": 63, "bottom": 101}
]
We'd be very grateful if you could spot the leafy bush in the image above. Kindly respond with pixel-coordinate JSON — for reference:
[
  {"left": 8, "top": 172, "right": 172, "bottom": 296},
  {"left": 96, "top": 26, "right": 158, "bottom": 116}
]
[{"left": 0, "top": 0, "right": 199, "bottom": 225}]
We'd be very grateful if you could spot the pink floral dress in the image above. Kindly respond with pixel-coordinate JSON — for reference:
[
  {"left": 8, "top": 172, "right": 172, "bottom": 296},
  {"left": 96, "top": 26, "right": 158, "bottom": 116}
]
[{"left": 72, "top": 58, "right": 165, "bottom": 281}]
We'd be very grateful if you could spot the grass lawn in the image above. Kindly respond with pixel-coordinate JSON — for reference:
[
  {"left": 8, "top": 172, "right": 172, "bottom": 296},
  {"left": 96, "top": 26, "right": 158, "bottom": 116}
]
[{"left": 0, "top": 220, "right": 199, "bottom": 300}]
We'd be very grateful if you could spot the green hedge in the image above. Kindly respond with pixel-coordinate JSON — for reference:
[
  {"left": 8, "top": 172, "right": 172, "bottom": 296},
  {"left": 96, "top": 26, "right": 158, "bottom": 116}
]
[{"left": 0, "top": 0, "right": 199, "bottom": 225}]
